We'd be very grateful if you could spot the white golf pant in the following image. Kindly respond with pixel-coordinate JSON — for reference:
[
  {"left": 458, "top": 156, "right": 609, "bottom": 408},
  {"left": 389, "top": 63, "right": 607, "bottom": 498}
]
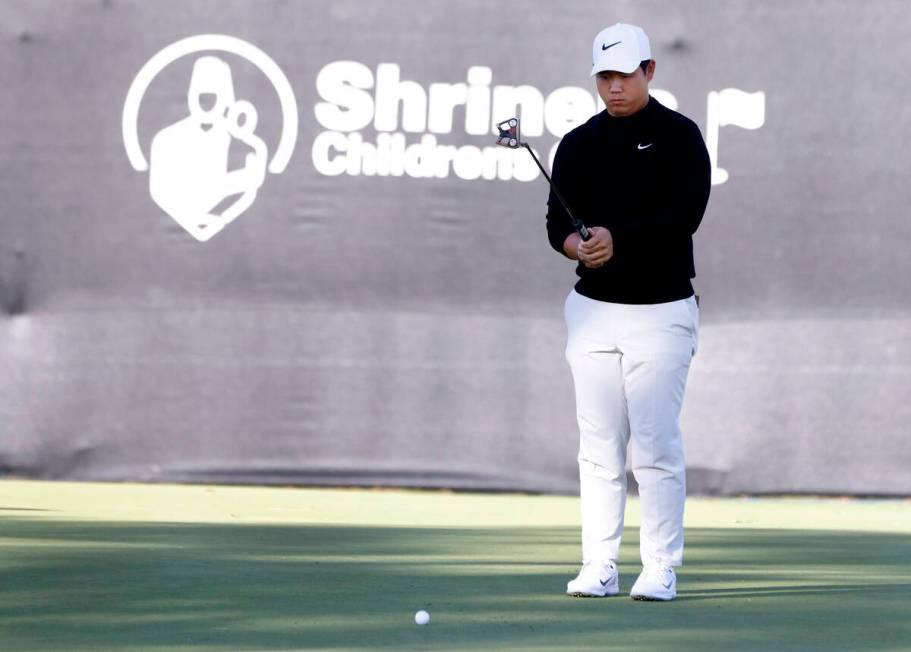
[{"left": 564, "top": 289, "right": 698, "bottom": 568}]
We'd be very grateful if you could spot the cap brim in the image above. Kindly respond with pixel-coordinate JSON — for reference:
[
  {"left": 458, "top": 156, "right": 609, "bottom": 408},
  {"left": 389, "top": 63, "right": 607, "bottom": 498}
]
[{"left": 591, "top": 58, "right": 640, "bottom": 76}]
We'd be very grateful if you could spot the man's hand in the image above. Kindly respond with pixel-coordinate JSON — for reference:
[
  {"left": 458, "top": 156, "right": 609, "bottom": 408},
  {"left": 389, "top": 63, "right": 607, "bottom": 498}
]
[{"left": 569, "top": 227, "right": 613, "bottom": 268}]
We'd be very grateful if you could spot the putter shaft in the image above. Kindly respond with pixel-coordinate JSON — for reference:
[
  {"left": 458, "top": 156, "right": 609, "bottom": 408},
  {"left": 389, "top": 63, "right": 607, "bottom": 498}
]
[{"left": 522, "top": 144, "right": 591, "bottom": 241}]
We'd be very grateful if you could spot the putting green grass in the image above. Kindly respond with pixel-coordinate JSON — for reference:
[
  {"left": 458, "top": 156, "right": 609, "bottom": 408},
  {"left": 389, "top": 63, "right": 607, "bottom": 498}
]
[{"left": 1, "top": 481, "right": 909, "bottom": 651}]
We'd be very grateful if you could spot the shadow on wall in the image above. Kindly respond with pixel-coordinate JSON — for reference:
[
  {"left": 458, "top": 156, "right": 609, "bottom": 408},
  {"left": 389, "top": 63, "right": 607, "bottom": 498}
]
[{"left": 0, "top": 244, "right": 27, "bottom": 315}]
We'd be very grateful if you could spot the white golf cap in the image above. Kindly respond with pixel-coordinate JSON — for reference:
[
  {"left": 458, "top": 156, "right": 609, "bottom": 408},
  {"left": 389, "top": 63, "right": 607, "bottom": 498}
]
[{"left": 590, "top": 23, "right": 651, "bottom": 76}]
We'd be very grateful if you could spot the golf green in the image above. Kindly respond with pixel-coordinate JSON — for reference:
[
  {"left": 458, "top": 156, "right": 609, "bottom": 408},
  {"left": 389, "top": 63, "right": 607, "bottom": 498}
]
[{"left": 1, "top": 481, "right": 909, "bottom": 651}]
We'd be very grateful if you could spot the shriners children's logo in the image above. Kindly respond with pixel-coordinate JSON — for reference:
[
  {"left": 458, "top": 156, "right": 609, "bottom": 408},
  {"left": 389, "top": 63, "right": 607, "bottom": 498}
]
[{"left": 122, "top": 35, "right": 298, "bottom": 242}]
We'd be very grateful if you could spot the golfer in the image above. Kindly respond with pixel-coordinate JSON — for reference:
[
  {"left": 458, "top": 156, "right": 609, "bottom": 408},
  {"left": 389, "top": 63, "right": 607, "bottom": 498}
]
[{"left": 547, "top": 23, "right": 711, "bottom": 601}]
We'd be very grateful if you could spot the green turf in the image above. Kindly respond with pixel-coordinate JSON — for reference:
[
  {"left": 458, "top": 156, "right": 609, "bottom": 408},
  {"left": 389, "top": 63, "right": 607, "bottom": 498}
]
[{"left": 1, "top": 481, "right": 909, "bottom": 651}]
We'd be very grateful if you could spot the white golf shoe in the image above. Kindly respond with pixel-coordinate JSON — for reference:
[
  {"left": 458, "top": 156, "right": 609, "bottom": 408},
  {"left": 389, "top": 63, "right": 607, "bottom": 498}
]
[
  {"left": 630, "top": 564, "right": 677, "bottom": 601},
  {"left": 566, "top": 560, "right": 619, "bottom": 597}
]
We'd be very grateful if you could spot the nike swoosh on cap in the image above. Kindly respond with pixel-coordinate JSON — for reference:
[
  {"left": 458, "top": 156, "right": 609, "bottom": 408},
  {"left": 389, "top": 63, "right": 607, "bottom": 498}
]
[
  {"left": 637, "top": 143, "right": 653, "bottom": 150},
  {"left": 601, "top": 41, "right": 622, "bottom": 51}
]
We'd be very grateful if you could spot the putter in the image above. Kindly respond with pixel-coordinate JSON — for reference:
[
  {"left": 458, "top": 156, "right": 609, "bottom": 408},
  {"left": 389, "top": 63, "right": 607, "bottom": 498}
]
[{"left": 495, "top": 117, "right": 591, "bottom": 241}]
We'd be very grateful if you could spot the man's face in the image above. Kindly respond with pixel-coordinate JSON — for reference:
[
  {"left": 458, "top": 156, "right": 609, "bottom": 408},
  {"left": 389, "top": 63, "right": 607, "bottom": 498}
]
[{"left": 596, "top": 61, "right": 655, "bottom": 117}]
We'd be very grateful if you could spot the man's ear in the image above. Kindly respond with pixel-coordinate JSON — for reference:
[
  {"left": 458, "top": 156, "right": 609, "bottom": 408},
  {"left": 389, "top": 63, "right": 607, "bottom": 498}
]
[{"left": 645, "top": 60, "right": 656, "bottom": 82}]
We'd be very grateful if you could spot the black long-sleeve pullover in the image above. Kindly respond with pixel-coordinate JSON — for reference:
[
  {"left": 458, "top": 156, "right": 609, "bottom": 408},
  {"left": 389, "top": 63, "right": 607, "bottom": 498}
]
[{"left": 546, "top": 97, "right": 711, "bottom": 304}]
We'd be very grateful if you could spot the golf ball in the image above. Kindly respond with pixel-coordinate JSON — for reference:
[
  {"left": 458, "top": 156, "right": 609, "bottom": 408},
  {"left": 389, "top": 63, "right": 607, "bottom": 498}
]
[{"left": 414, "top": 610, "right": 430, "bottom": 625}]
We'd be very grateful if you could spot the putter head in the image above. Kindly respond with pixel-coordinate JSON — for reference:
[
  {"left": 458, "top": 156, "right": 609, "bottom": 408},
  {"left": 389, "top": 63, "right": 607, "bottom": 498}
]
[{"left": 495, "top": 117, "right": 521, "bottom": 148}]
